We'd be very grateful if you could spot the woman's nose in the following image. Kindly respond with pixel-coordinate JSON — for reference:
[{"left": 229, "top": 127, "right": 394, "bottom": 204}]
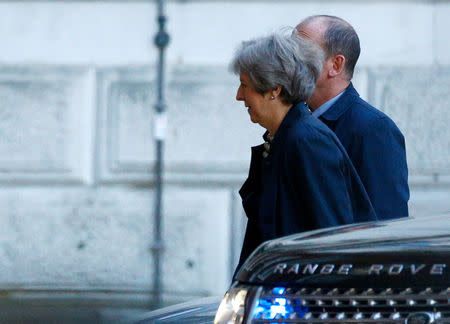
[{"left": 236, "top": 87, "right": 243, "bottom": 101}]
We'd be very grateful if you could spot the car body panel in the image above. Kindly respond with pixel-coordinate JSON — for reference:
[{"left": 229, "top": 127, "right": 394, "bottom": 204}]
[
  {"left": 235, "top": 213, "right": 450, "bottom": 287},
  {"left": 131, "top": 296, "right": 221, "bottom": 324}
]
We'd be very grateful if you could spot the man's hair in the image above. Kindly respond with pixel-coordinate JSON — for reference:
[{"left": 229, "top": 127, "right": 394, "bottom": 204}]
[
  {"left": 303, "top": 15, "right": 360, "bottom": 79},
  {"left": 230, "top": 31, "right": 323, "bottom": 105}
]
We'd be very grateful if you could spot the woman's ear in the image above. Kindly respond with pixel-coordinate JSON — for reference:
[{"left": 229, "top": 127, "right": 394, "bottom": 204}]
[{"left": 270, "top": 86, "right": 283, "bottom": 100}]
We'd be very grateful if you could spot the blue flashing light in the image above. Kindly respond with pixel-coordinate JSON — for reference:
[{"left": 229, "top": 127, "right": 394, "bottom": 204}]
[
  {"left": 253, "top": 306, "right": 266, "bottom": 315},
  {"left": 272, "top": 287, "right": 286, "bottom": 295},
  {"left": 269, "top": 304, "right": 287, "bottom": 319},
  {"left": 274, "top": 297, "right": 287, "bottom": 306},
  {"left": 294, "top": 305, "right": 309, "bottom": 318},
  {"left": 253, "top": 296, "right": 294, "bottom": 320}
]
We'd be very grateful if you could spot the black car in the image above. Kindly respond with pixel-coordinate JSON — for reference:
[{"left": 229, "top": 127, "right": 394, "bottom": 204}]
[{"left": 134, "top": 213, "right": 450, "bottom": 323}]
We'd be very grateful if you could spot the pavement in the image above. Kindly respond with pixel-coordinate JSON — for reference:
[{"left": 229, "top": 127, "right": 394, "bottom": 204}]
[
  {"left": 0, "top": 303, "right": 151, "bottom": 324},
  {"left": 0, "top": 292, "right": 172, "bottom": 324}
]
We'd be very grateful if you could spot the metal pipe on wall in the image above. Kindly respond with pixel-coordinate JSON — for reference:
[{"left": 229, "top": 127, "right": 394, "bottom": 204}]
[{"left": 151, "top": 0, "right": 169, "bottom": 308}]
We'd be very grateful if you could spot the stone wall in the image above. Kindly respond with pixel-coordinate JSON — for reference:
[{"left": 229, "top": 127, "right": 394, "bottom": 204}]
[{"left": 0, "top": 0, "right": 448, "bottom": 306}]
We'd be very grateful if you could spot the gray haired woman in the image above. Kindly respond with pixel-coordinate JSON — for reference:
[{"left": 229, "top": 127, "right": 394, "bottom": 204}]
[{"left": 233, "top": 32, "right": 377, "bottom": 274}]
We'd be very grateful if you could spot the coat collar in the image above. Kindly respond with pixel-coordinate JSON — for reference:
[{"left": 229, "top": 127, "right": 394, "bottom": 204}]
[
  {"left": 263, "top": 101, "right": 310, "bottom": 143},
  {"left": 320, "top": 82, "right": 360, "bottom": 121}
]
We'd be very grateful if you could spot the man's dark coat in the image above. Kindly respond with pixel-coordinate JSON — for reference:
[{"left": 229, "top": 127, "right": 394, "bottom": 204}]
[
  {"left": 237, "top": 102, "right": 377, "bottom": 271},
  {"left": 318, "top": 83, "right": 409, "bottom": 220}
]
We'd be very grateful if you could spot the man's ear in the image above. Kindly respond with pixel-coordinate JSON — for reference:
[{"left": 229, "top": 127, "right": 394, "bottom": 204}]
[{"left": 329, "top": 54, "right": 346, "bottom": 77}]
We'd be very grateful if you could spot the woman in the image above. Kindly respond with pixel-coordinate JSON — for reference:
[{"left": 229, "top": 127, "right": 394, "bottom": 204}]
[{"left": 232, "top": 32, "right": 377, "bottom": 272}]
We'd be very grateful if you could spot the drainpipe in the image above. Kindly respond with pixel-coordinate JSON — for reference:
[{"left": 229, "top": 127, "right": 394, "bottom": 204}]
[{"left": 152, "top": 0, "right": 169, "bottom": 308}]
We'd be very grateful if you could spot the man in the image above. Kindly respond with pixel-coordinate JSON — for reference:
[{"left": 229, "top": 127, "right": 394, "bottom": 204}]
[{"left": 296, "top": 15, "right": 409, "bottom": 220}]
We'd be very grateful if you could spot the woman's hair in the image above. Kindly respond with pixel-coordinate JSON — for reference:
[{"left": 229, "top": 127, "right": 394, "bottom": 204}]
[{"left": 230, "top": 30, "right": 324, "bottom": 105}]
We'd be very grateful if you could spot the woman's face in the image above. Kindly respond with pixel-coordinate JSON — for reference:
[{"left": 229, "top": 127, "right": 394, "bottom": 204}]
[{"left": 236, "top": 73, "right": 272, "bottom": 128}]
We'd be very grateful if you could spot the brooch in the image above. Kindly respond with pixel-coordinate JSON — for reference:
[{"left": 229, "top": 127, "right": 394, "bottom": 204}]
[{"left": 262, "top": 133, "right": 274, "bottom": 158}]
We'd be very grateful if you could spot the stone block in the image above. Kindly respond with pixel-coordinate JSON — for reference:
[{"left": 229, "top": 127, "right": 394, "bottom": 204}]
[
  {"left": 409, "top": 188, "right": 450, "bottom": 217},
  {"left": 0, "top": 1, "right": 440, "bottom": 67},
  {"left": 0, "top": 2, "right": 156, "bottom": 65},
  {"left": 434, "top": 3, "right": 450, "bottom": 65},
  {"left": 0, "top": 67, "right": 94, "bottom": 184},
  {"left": 370, "top": 67, "right": 450, "bottom": 183},
  {"left": 0, "top": 187, "right": 152, "bottom": 288},
  {"left": 0, "top": 185, "right": 233, "bottom": 297},
  {"left": 168, "top": 2, "right": 433, "bottom": 65},
  {"left": 350, "top": 3, "right": 433, "bottom": 66},
  {"left": 96, "top": 67, "right": 156, "bottom": 183},
  {"left": 163, "top": 187, "right": 231, "bottom": 295},
  {"left": 351, "top": 68, "right": 370, "bottom": 102}
]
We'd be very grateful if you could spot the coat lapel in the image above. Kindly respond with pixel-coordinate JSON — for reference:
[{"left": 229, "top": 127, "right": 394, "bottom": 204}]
[
  {"left": 239, "top": 144, "right": 264, "bottom": 220},
  {"left": 319, "top": 82, "right": 359, "bottom": 130},
  {"left": 257, "top": 102, "right": 310, "bottom": 240},
  {"left": 240, "top": 102, "right": 311, "bottom": 239}
]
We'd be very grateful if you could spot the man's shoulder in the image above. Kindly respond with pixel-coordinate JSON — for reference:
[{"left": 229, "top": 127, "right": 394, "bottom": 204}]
[
  {"left": 339, "top": 96, "right": 401, "bottom": 135},
  {"left": 345, "top": 95, "right": 387, "bottom": 121}
]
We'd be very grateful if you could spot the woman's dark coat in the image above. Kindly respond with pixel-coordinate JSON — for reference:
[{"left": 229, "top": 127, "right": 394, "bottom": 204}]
[{"left": 237, "top": 102, "right": 377, "bottom": 272}]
